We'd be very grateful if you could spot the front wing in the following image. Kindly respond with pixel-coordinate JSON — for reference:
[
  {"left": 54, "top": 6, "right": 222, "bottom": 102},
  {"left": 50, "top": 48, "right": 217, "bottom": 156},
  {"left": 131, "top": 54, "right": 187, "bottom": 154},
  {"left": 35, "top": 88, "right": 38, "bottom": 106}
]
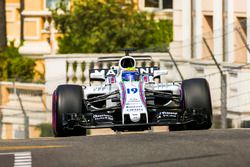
[{"left": 63, "top": 107, "right": 208, "bottom": 130}]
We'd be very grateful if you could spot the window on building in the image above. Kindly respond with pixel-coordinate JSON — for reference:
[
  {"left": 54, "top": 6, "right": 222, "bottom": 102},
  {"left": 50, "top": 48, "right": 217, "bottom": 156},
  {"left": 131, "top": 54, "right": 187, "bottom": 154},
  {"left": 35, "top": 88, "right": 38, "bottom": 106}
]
[
  {"left": 46, "top": 0, "right": 70, "bottom": 9},
  {"left": 238, "top": 17, "right": 247, "bottom": 35},
  {"left": 204, "top": 16, "right": 213, "bottom": 32},
  {"left": 202, "top": 15, "right": 213, "bottom": 59},
  {"left": 163, "top": 0, "right": 172, "bottom": 9},
  {"left": 242, "top": 121, "right": 250, "bottom": 128},
  {"left": 145, "top": 0, "right": 159, "bottom": 8},
  {"left": 46, "top": 0, "right": 57, "bottom": 9},
  {"left": 143, "top": 0, "right": 172, "bottom": 10}
]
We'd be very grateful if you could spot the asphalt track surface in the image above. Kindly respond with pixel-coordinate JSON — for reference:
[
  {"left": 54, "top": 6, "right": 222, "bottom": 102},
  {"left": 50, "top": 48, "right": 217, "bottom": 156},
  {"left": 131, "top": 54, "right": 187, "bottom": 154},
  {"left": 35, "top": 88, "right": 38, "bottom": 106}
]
[{"left": 0, "top": 129, "right": 250, "bottom": 167}]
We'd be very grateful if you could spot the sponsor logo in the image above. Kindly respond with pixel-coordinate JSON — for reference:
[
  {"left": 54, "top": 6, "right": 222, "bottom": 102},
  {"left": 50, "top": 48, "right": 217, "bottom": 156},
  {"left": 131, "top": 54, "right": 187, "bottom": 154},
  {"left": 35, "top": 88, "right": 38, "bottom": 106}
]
[
  {"left": 130, "top": 113, "right": 141, "bottom": 122},
  {"left": 90, "top": 69, "right": 117, "bottom": 77},
  {"left": 127, "top": 98, "right": 140, "bottom": 102},
  {"left": 89, "top": 67, "right": 159, "bottom": 77},
  {"left": 139, "top": 67, "right": 159, "bottom": 74},
  {"left": 126, "top": 109, "right": 143, "bottom": 112},
  {"left": 125, "top": 105, "right": 144, "bottom": 112},
  {"left": 93, "top": 114, "right": 114, "bottom": 121},
  {"left": 159, "top": 112, "right": 177, "bottom": 118},
  {"left": 126, "top": 106, "right": 143, "bottom": 108}
]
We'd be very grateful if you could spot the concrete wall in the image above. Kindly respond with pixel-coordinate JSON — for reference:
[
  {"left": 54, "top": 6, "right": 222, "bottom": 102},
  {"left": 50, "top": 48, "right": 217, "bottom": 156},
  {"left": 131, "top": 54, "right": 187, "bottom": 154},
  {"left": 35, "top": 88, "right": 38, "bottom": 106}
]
[{"left": 0, "top": 82, "right": 48, "bottom": 139}]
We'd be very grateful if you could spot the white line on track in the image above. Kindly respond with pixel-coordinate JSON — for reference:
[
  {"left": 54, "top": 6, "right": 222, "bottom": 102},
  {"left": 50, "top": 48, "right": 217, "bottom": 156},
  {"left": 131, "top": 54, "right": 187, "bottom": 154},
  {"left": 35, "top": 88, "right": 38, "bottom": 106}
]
[
  {"left": 15, "top": 159, "right": 32, "bottom": 162},
  {"left": 15, "top": 153, "right": 30, "bottom": 156},
  {"left": 0, "top": 152, "right": 32, "bottom": 167},
  {"left": 15, "top": 156, "right": 32, "bottom": 159},
  {"left": 14, "top": 152, "right": 32, "bottom": 167}
]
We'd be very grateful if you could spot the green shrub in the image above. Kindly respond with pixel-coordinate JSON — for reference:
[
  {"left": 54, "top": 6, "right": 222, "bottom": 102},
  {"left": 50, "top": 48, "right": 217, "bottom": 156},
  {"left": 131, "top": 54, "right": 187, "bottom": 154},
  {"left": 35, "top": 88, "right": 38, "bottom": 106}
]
[
  {"left": 53, "top": 0, "right": 173, "bottom": 53},
  {"left": 0, "top": 41, "right": 35, "bottom": 82},
  {"left": 36, "top": 123, "right": 54, "bottom": 137}
]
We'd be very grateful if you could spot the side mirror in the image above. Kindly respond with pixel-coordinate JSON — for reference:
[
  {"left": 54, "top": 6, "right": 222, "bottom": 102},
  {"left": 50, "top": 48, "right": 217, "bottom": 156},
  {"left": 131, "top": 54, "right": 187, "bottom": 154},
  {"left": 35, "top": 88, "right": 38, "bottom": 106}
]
[{"left": 153, "top": 70, "right": 168, "bottom": 78}]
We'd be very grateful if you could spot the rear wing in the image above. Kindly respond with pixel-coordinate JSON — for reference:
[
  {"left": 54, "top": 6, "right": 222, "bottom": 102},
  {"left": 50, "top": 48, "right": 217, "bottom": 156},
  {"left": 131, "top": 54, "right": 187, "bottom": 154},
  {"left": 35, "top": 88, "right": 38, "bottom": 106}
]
[{"left": 97, "top": 55, "right": 152, "bottom": 62}]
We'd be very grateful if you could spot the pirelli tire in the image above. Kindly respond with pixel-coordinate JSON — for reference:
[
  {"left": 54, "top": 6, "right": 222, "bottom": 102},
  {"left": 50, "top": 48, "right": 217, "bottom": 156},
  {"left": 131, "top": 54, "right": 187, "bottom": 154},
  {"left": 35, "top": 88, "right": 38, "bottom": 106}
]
[
  {"left": 52, "top": 84, "right": 87, "bottom": 137},
  {"left": 169, "top": 78, "right": 213, "bottom": 131},
  {"left": 184, "top": 78, "right": 213, "bottom": 129}
]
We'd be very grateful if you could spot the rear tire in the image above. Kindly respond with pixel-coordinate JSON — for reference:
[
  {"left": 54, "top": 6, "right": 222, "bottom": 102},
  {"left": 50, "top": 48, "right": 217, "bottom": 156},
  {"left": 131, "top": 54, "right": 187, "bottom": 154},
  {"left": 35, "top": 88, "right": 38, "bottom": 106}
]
[
  {"left": 52, "top": 84, "right": 87, "bottom": 137},
  {"left": 169, "top": 78, "right": 212, "bottom": 131}
]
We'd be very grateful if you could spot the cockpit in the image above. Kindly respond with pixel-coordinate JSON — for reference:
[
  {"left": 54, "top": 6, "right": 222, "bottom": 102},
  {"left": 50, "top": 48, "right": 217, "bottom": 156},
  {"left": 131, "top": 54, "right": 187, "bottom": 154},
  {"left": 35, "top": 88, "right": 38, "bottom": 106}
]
[{"left": 121, "top": 70, "right": 140, "bottom": 82}]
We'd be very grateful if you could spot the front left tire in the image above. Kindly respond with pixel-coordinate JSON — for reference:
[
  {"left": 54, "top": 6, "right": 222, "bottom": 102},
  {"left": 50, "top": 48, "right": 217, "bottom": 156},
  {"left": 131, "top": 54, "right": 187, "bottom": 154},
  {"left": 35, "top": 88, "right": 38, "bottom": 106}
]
[
  {"left": 169, "top": 78, "right": 213, "bottom": 131},
  {"left": 52, "top": 84, "right": 87, "bottom": 137},
  {"left": 182, "top": 78, "right": 213, "bottom": 130}
]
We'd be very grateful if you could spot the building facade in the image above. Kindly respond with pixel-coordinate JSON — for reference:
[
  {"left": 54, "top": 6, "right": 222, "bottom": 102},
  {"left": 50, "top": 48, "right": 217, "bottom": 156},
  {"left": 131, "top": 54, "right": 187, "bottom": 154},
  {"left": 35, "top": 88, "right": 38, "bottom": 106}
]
[
  {"left": 5, "top": 0, "right": 173, "bottom": 57},
  {"left": 2, "top": 0, "right": 63, "bottom": 139},
  {"left": 171, "top": 0, "right": 250, "bottom": 62},
  {"left": 6, "top": 0, "right": 56, "bottom": 57},
  {"left": 5, "top": 0, "right": 62, "bottom": 81},
  {"left": 169, "top": 0, "right": 250, "bottom": 128}
]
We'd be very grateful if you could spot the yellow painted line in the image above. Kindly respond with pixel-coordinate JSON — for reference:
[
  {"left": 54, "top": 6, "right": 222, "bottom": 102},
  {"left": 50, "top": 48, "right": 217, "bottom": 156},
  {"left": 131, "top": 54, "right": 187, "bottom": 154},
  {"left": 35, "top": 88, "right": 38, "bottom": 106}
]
[
  {"left": 30, "top": 137, "right": 62, "bottom": 141},
  {"left": 0, "top": 137, "right": 60, "bottom": 143},
  {"left": 0, "top": 145, "right": 70, "bottom": 151}
]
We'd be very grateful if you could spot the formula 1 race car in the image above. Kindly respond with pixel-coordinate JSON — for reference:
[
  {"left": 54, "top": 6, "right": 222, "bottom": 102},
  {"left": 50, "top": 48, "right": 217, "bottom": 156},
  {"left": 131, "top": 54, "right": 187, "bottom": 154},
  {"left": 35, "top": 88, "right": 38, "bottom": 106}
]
[{"left": 52, "top": 49, "right": 213, "bottom": 137}]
